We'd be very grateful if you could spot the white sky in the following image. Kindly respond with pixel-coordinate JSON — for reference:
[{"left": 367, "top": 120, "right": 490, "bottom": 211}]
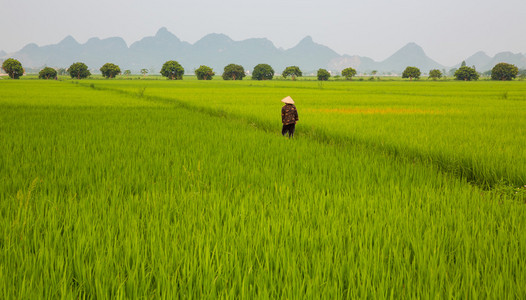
[{"left": 1, "top": 0, "right": 525, "bottom": 66}]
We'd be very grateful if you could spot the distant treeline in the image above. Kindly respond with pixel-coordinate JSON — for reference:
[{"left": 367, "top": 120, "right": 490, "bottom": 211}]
[{"left": 2, "top": 58, "right": 525, "bottom": 81}]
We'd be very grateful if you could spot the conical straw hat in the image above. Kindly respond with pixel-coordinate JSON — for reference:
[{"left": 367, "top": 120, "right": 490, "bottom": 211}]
[{"left": 281, "top": 96, "right": 295, "bottom": 104}]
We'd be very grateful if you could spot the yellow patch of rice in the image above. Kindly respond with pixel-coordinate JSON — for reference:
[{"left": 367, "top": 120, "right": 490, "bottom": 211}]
[{"left": 306, "top": 107, "right": 448, "bottom": 115}]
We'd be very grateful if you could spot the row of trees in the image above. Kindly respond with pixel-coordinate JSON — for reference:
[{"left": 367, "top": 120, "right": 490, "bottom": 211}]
[
  {"left": 0, "top": 58, "right": 356, "bottom": 81},
  {"left": 164, "top": 61, "right": 313, "bottom": 81},
  {"left": 1, "top": 58, "right": 522, "bottom": 81},
  {"left": 0, "top": 59, "right": 132, "bottom": 80},
  {"left": 402, "top": 66, "right": 480, "bottom": 81},
  {"left": 179, "top": 62, "right": 345, "bottom": 81},
  {"left": 401, "top": 62, "right": 520, "bottom": 81}
]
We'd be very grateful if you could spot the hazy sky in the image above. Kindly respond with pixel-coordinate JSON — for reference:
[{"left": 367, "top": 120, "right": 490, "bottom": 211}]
[{"left": 1, "top": 0, "right": 525, "bottom": 66}]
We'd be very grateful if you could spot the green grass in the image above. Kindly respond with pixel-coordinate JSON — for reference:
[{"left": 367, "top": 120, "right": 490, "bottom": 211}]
[{"left": 1, "top": 80, "right": 525, "bottom": 298}]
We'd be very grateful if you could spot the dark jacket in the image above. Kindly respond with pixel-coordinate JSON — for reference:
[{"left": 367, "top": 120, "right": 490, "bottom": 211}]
[{"left": 281, "top": 104, "right": 299, "bottom": 125}]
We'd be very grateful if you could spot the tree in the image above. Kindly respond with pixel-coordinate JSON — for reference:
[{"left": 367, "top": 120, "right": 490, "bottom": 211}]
[
  {"left": 222, "top": 64, "right": 245, "bottom": 80},
  {"left": 100, "top": 63, "right": 121, "bottom": 78},
  {"left": 57, "top": 68, "right": 67, "bottom": 76},
  {"left": 195, "top": 65, "right": 215, "bottom": 80},
  {"left": 341, "top": 67, "right": 357, "bottom": 80},
  {"left": 282, "top": 66, "right": 302, "bottom": 80},
  {"left": 519, "top": 69, "right": 526, "bottom": 80},
  {"left": 454, "top": 66, "right": 479, "bottom": 81},
  {"left": 491, "top": 63, "right": 519, "bottom": 81},
  {"left": 140, "top": 69, "right": 149, "bottom": 77},
  {"left": 123, "top": 70, "right": 131, "bottom": 77},
  {"left": 461, "top": 60, "right": 467, "bottom": 67},
  {"left": 317, "top": 69, "right": 330, "bottom": 81},
  {"left": 428, "top": 69, "right": 442, "bottom": 80},
  {"left": 252, "top": 64, "right": 274, "bottom": 80},
  {"left": 160, "top": 60, "right": 184, "bottom": 80},
  {"left": 38, "top": 67, "right": 57, "bottom": 79},
  {"left": 2, "top": 58, "right": 24, "bottom": 79},
  {"left": 402, "top": 66, "right": 421, "bottom": 80},
  {"left": 68, "top": 62, "right": 91, "bottom": 79}
]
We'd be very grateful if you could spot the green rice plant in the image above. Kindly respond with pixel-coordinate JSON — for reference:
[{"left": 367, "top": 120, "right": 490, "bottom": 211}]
[{"left": 0, "top": 80, "right": 525, "bottom": 298}]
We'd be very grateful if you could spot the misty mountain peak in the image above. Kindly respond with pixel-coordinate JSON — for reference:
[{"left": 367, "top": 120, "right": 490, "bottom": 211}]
[
  {"left": 472, "top": 51, "right": 489, "bottom": 57},
  {"left": 399, "top": 42, "right": 425, "bottom": 54},
  {"left": 194, "top": 33, "right": 233, "bottom": 50},
  {"left": 155, "top": 27, "right": 179, "bottom": 41},
  {"left": 59, "top": 35, "right": 79, "bottom": 46},
  {"left": 242, "top": 37, "right": 276, "bottom": 49},
  {"left": 21, "top": 43, "right": 39, "bottom": 51},
  {"left": 381, "top": 42, "right": 443, "bottom": 72},
  {"left": 386, "top": 42, "right": 428, "bottom": 61},
  {"left": 494, "top": 51, "right": 517, "bottom": 58},
  {"left": 455, "top": 51, "right": 492, "bottom": 69},
  {"left": 156, "top": 27, "right": 169, "bottom": 35},
  {"left": 86, "top": 37, "right": 101, "bottom": 44},
  {"left": 291, "top": 36, "right": 321, "bottom": 50},
  {"left": 299, "top": 36, "right": 314, "bottom": 44},
  {"left": 84, "top": 37, "right": 128, "bottom": 50},
  {"left": 198, "top": 33, "right": 233, "bottom": 43}
]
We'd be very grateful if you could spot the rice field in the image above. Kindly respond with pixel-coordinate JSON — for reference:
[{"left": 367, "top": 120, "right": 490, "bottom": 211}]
[
  {"left": 88, "top": 79, "right": 526, "bottom": 187},
  {"left": 1, "top": 79, "right": 525, "bottom": 298}
]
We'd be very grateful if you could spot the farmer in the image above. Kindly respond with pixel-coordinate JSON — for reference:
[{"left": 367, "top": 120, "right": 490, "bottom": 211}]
[{"left": 281, "top": 96, "right": 299, "bottom": 138}]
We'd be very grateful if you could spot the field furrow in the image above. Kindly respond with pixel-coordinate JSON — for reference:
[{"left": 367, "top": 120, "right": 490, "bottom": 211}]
[{"left": 79, "top": 80, "right": 526, "bottom": 188}]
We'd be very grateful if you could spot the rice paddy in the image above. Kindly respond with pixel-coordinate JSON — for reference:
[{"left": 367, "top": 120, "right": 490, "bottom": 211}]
[
  {"left": 1, "top": 78, "right": 525, "bottom": 298},
  {"left": 305, "top": 107, "right": 449, "bottom": 115}
]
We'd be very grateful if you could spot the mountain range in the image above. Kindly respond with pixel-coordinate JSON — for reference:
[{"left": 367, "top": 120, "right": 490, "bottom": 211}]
[
  {"left": 2, "top": 27, "right": 525, "bottom": 74},
  {"left": 454, "top": 51, "right": 526, "bottom": 72}
]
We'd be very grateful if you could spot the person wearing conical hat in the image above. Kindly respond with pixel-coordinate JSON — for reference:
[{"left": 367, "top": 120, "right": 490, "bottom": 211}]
[{"left": 281, "top": 96, "right": 299, "bottom": 138}]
